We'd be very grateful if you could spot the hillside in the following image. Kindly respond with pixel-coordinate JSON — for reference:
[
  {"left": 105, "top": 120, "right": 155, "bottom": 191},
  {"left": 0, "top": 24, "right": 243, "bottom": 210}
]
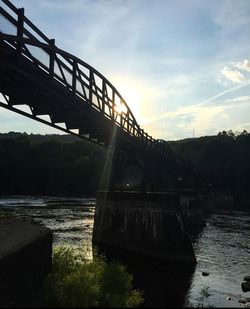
[{"left": 0, "top": 130, "right": 249, "bottom": 208}]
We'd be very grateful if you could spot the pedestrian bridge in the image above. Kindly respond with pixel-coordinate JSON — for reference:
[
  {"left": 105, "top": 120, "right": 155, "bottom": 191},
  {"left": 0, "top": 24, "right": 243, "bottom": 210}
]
[
  {"left": 0, "top": 0, "right": 171, "bottom": 156},
  {"left": 0, "top": 0, "right": 217, "bottom": 270},
  {"left": 0, "top": 0, "right": 208, "bottom": 192}
]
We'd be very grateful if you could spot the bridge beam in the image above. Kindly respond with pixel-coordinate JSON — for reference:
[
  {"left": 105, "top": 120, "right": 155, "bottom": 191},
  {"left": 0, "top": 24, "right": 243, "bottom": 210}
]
[{"left": 16, "top": 8, "right": 24, "bottom": 57}]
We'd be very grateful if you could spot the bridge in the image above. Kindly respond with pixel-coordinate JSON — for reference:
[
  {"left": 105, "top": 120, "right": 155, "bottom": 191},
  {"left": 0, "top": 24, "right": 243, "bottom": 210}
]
[
  {"left": 0, "top": 0, "right": 216, "bottom": 267},
  {"left": 0, "top": 0, "right": 209, "bottom": 192}
]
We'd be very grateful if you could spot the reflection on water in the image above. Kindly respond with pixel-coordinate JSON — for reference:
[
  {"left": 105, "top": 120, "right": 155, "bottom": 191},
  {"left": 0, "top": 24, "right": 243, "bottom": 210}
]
[
  {"left": 96, "top": 244, "right": 195, "bottom": 308},
  {"left": 0, "top": 196, "right": 250, "bottom": 307},
  {"left": 0, "top": 196, "right": 95, "bottom": 255},
  {"left": 185, "top": 211, "right": 250, "bottom": 308}
]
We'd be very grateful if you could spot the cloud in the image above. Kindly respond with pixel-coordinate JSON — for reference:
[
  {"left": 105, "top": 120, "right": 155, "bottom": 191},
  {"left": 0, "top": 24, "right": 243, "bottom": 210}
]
[
  {"left": 142, "top": 81, "right": 250, "bottom": 124},
  {"left": 199, "top": 82, "right": 250, "bottom": 105},
  {"left": 140, "top": 81, "right": 250, "bottom": 140},
  {"left": 226, "top": 95, "right": 250, "bottom": 103},
  {"left": 234, "top": 60, "right": 250, "bottom": 72},
  {"left": 141, "top": 104, "right": 228, "bottom": 139},
  {"left": 143, "top": 98, "right": 250, "bottom": 140},
  {"left": 221, "top": 66, "right": 246, "bottom": 84},
  {"left": 142, "top": 103, "right": 225, "bottom": 125},
  {"left": 220, "top": 60, "right": 250, "bottom": 85}
]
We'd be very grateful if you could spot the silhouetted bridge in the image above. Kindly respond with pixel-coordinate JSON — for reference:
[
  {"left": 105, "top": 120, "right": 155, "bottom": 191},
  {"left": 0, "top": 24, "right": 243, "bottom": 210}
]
[
  {"left": 0, "top": 0, "right": 209, "bottom": 192},
  {"left": 0, "top": 0, "right": 218, "bottom": 266},
  {"left": 0, "top": 0, "right": 170, "bottom": 153}
]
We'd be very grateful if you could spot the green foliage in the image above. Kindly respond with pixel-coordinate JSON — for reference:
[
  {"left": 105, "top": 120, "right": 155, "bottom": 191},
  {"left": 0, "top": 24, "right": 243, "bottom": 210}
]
[
  {"left": 0, "top": 133, "right": 106, "bottom": 196},
  {"left": 1, "top": 130, "right": 250, "bottom": 206},
  {"left": 44, "top": 246, "right": 143, "bottom": 308},
  {"left": 169, "top": 130, "right": 250, "bottom": 192}
]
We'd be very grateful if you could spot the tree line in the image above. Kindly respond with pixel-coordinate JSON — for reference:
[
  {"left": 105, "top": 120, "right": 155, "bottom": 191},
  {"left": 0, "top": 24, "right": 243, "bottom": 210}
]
[
  {"left": 169, "top": 130, "right": 250, "bottom": 209},
  {"left": 169, "top": 130, "right": 250, "bottom": 191},
  {"left": 0, "top": 130, "right": 249, "bottom": 207},
  {"left": 0, "top": 132, "right": 106, "bottom": 196}
]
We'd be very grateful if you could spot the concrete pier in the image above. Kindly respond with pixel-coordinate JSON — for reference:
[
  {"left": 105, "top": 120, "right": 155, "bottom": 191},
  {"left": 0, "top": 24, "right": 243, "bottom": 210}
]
[
  {"left": 93, "top": 191, "right": 197, "bottom": 264},
  {"left": 179, "top": 192, "right": 207, "bottom": 230},
  {"left": 0, "top": 218, "right": 52, "bottom": 307}
]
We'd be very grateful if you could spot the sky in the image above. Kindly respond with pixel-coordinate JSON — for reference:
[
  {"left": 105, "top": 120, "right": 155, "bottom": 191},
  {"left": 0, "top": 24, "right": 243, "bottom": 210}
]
[{"left": 1, "top": 0, "right": 250, "bottom": 141}]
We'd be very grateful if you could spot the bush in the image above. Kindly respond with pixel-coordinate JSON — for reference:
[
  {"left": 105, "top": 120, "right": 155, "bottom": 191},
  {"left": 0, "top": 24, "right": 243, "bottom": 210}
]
[{"left": 44, "top": 246, "right": 143, "bottom": 308}]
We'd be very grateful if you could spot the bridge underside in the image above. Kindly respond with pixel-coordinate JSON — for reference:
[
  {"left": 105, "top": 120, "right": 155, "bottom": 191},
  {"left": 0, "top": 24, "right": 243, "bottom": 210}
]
[{"left": 0, "top": 42, "right": 120, "bottom": 146}]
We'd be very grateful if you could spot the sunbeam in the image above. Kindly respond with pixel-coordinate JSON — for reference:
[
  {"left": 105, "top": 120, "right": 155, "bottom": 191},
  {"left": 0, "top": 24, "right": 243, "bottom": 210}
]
[{"left": 98, "top": 124, "right": 118, "bottom": 195}]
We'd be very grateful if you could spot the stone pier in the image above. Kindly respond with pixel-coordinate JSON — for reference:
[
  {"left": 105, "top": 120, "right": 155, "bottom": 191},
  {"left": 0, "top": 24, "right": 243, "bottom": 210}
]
[{"left": 92, "top": 191, "right": 197, "bottom": 264}]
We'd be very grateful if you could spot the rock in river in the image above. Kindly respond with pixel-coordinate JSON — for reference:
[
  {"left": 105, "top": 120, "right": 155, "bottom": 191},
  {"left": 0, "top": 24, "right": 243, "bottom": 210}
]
[
  {"left": 241, "top": 281, "right": 250, "bottom": 292},
  {"left": 239, "top": 299, "right": 246, "bottom": 304},
  {"left": 202, "top": 271, "right": 209, "bottom": 276}
]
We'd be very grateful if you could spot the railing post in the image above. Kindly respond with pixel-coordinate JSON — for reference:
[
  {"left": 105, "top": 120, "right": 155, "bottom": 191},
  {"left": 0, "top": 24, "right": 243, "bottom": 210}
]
[
  {"left": 72, "top": 59, "right": 77, "bottom": 96},
  {"left": 102, "top": 80, "right": 105, "bottom": 113},
  {"left": 111, "top": 89, "right": 115, "bottom": 121},
  {"left": 49, "top": 39, "right": 55, "bottom": 79},
  {"left": 120, "top": 101, "right": 123, "bottom": 127},
  {"left": 89, "top": 70, "right": 93, "bottom": 106},
  {"left": 17, "top": 8, "right": 24, "bottom": 58}
]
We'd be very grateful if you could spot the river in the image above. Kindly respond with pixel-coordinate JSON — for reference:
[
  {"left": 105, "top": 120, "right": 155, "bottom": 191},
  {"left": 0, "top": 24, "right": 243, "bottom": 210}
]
[{"left": 0, "top": 196, "right": 249, "bottom": 307}]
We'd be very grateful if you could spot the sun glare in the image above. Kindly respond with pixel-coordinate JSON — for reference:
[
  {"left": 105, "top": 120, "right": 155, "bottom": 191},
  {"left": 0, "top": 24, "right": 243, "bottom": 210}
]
[
  {"left": 114, "top": 102, "right": 128, "bottom": 114},
  {"left": 118, "top": 85, "right": 141, "bottom": 118}
]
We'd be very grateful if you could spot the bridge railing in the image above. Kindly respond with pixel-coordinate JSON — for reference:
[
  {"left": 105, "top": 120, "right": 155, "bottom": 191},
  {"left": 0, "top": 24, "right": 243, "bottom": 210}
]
[{"left": 0, "top": 0, "right": 171, "bottom": 157}]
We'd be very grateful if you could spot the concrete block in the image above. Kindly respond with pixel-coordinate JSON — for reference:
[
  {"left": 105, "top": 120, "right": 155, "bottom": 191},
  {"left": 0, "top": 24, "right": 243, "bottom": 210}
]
[{"left": 0, "top": 218, "right": 52, "bottom": 307}]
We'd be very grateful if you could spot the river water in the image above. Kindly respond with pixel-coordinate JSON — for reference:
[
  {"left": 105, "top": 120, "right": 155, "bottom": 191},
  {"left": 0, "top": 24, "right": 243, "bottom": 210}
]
[{"left": 0, "top": 196, "right": 249, "bottom": 308}]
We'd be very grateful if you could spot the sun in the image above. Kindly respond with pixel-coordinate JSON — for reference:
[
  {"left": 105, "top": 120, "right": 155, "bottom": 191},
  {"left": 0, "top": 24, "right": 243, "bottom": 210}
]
[
  {"left": 114, "top": 101, "right": 128, "bottom": 114},
  {"left": 118, "top": 85, "right": 141, "bottom": 118}
]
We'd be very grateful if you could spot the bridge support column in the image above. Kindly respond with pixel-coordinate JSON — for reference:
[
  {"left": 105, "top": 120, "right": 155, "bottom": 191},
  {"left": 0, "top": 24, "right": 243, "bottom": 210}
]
[{"left": 92, "top": 191, "right": 196, "bottom": 264}]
